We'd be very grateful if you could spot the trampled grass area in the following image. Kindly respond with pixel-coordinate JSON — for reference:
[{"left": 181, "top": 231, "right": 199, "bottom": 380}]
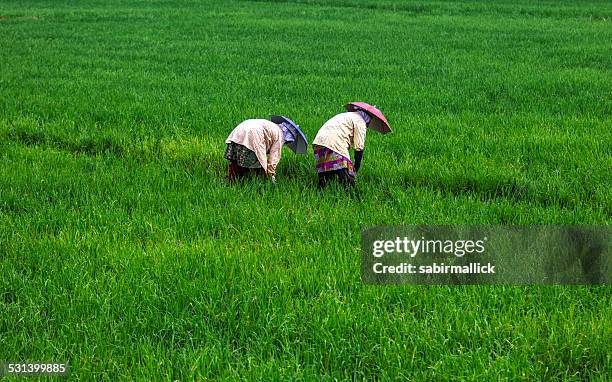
[{"left": 1, "top": 0, "right": 611, "bottom": 380}]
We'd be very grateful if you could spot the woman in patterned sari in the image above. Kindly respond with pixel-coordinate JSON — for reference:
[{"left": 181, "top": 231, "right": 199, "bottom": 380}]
[
  {"left": 312, "top": 102, "right": 391, "bottom": 189},
  {"left": 224, "top": 116, "right": 307, "bottom": 183},
  {"left": 312, "top": 109, "right": 370, "bottom": 188}
]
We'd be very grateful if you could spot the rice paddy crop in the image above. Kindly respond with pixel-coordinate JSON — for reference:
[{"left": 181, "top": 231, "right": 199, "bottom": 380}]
[{"left": 1, "top": 0, "right": 611, "bottom": 380}]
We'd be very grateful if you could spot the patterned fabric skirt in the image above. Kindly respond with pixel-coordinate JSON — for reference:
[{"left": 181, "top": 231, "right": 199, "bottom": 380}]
[
  {"left": 224, "top": 142, "right": 262, "bottom": 169},
  {"left": 313, "top": 145, "right": 355, "bottom": 176}
]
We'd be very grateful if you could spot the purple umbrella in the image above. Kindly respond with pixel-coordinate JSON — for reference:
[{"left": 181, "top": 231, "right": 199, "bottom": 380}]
[
  {"left": 345, "top": 102, "right": 392, "bottom": 134},
  {"left": 270, "top": 115, "right": 308, "bottom": 154}
]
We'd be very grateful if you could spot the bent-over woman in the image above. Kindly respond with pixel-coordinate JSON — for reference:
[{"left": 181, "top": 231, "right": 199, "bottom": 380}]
[
  {"left": 312, "top": 102, "right": 391, "bottom": 188},
  {"left": 224, "top": 115, "right": 307, "bottom": 182}
]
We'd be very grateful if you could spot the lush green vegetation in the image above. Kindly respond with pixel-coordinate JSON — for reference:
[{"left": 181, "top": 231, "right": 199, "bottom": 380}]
[{"left": 1, "top": 0, "right": 610, "bottom": 380}]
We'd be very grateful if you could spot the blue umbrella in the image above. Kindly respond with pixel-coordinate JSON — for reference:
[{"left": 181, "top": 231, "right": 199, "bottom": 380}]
[{"left": 270, "top": 115, "right": 308, "bottom": 155}]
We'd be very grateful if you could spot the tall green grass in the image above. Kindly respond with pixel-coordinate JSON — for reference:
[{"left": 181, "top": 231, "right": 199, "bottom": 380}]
[{"left": 1, "top": 0, "right": 611, "bottom": 380}]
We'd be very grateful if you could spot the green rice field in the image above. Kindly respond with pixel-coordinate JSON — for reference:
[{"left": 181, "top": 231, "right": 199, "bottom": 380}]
[{"left": 1, "top": 0, "right": 611, "bottom": 380}]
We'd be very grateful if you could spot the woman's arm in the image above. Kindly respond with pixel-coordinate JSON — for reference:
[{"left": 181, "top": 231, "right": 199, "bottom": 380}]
[
  {"left": 354, "top": 149, "right": 364, "bottom": 173},
  {"left": 266, "top": 136, "right": 283, "bottom": 178}
]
